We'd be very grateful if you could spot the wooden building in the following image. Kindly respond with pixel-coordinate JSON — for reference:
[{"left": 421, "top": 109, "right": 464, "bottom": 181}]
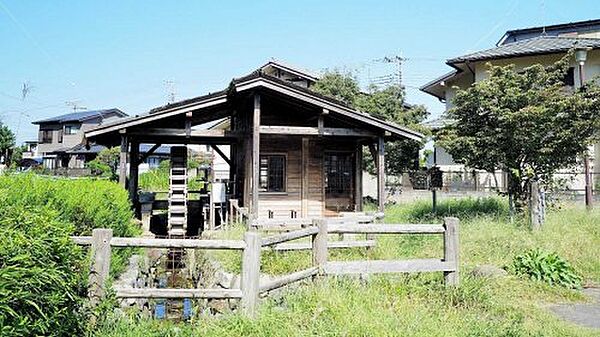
[{"left": 84, "top": 62, "right": 422, "bottom": 221}]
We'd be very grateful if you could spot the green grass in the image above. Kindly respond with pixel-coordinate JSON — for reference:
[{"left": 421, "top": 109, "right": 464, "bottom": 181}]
[{"left": 96, "top": 197, "right": 600, "bottom": 336}]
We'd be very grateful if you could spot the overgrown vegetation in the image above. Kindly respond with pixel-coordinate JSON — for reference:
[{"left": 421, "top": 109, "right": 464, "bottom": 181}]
[
  {"left": 116, "top": 196, "right": 598, "bottom": 337},
  {"left": 0, "top": 174, "right": 139, "bottom": 336},
  {"left": 510, "top": 249, "right": 583, "bottom": 289},
  {"left": 0, "top": 203, "right": 87, "bottom": 336}
]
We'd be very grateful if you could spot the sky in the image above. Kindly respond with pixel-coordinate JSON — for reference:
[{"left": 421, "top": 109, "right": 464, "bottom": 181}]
[{"left": 1, "top": 0, "right": 599, "bottom": 143}]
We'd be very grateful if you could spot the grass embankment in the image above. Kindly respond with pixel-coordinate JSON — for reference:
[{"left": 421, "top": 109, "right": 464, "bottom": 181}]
[
  {"left": 97, "top": 197, "right": 600, "bottom": 336},
  {"left": 0, "top": 174, "right": 139, "bottom": 336}
]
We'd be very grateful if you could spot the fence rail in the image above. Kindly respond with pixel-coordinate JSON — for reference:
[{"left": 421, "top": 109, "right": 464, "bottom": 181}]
[{"left": 73, "top": 216, "right": 459, "bottom": 318}]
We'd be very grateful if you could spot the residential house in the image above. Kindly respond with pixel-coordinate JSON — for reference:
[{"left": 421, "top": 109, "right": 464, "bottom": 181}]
[
  {"left": 421, "top": 19, "right": 600, "bottom": 191},
  {"left": 33, "top": 109, "right": 128, "bottom": 169}
]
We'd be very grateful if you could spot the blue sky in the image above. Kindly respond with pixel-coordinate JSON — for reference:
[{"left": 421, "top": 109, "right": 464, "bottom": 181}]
[{"left": 1, "top": 0, "right": 598, "bottom": 143}]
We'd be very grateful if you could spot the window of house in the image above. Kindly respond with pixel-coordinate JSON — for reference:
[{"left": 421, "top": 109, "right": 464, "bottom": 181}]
[
  {"left": 324, "top": 153, "right": 354, "bottom": 196},
  {"left": 562, "top": 67, "right": 575, "bottom": 87},
  {"left": 259, "top": 155, "right": 286, "bottom": 192},
  {"left": 57, "top": 129, "right": 63, "bottom": 143},
  {"left": 40, "top": 130, "right": 53, "bottom": 143},
  {"left": 64, "top": 124, "right": 80, "bottom": 135}
]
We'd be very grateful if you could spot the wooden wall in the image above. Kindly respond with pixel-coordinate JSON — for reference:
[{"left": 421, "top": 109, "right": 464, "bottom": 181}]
[{"left": 254, "top": 135, "right": 358, "bottom": 219}]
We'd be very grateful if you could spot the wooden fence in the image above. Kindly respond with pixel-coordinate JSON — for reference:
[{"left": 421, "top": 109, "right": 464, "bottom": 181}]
[{"left": 73, "top": 216, "right": 459, "bottom": 318}]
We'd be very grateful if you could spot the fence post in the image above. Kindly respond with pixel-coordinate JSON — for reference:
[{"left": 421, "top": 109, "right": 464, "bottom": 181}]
[
  {"left": 312, "top": 218, "right": 328, "bottom": 276},
  {"left": 88, "top": 228, "right": 113, "bottom": 308},
  {"left": 443, "top": 217, "right": 459, "bottom": 286},
  {"left": 241, "top": 231, "right": 261, "bottom": 317}
]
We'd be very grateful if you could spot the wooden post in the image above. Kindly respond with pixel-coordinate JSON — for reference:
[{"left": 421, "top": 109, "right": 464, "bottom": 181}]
[
  {"left": 377, "top": 136, "right": 385, "bottom": 213},
  {"left": 251, "top": 94, "right": 261, "bottom": 219},
  {"left": 241, "top": 231, "right": 261, "bottom": 317},
  {"left": 312, "top": 218, "right": 328, "bottom": 275},
  {"left": 118, "top": 133, "right": 128, "bottom": 188},
  {"left": 443, "top": 217, "right": 459, "bottom": 286},
  {"left": 88, "top": 228, "right": 113, "bottom": 308},
  {"left": 301, "top": 137, "right": 309, "bottom": 217},
  {"left": 140, "top": 202, "right": 153, "bottom": 237},
  {"left": 530, "top": 181, "right": 542, "bottom": 230},
  {"left": 355, "top": 141, "right": 363, "bottom": 212},
  {"left": 128, "top": 140, "right": 139, "bottom": 205}
]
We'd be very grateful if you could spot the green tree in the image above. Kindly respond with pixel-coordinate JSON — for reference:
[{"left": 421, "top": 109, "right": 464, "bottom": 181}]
[
  {"left": 87, "top": 146, "right": 120, "bottom": 180},
  {"left": 437, "top": 53, "right": 600, "bottom": 212},
  {"left": 313, "top": 70, "right": 429, "bottom": 175},
  {"left": 0, "top": 124, "right": 15, "bottom": 164}
]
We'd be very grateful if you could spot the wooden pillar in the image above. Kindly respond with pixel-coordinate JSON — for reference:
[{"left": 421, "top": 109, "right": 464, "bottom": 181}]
[
  {"left": 88, "top": 228, "right": 113, "bottom": 308},
  {"left": 301, "top": 137, "right": 310, "bottom": 218},
  {"left": 312, "top": 218, "right": 328, "bottom": 276},
  {"left": 443, "top": 217, "right": 459, "bottom": 286},
  {"left": 377, "top": 136, "right": 385, "bottom": 213},
  {"left": 355, "top": 141, "right": 363, "bottom": 212},
  {"left": 128, "top": 140, "right": 139, "bottom": 205},
  {"left": 241, "top": 231, "right": 261, "bottom": 317},
  {"left": 251, "top": 94, "right": 261, "bottom": 219},
  {"left": 118, "top": 133, "right": 128, "bottom": 188}
]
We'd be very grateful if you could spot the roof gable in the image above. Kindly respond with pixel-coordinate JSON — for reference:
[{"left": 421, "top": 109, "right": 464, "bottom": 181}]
[{"left": 86, "top": 71, "right": 422, "bottom": 141}]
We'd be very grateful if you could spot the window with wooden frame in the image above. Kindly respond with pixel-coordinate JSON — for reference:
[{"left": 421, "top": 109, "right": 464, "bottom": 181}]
[
  {"left": 259, "top": 154, "right": 286, "bottom": 192},
  {"left": 324, "top": 152, "right": 354, "bottom": 197}
]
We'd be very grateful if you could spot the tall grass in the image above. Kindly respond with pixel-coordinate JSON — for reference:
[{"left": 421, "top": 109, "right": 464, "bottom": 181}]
[
  {"left": 0, "top": 203, "right": 88, "bottom": 336},
  {"left": 386, "top": 196, "right": 510, "bottom": 223}
]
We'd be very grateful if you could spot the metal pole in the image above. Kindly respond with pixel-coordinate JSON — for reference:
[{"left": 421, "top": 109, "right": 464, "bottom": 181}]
[
  {"left": 579, "top": 62, "right": 593, "bottom": 210},
  {"left": 432, "top": 146, "right": 437, "bottom": 213}
]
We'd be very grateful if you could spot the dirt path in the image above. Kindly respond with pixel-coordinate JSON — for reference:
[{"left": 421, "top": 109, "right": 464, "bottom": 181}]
[{"left": 550, "top": 288, "right": 600, "bottom": 329}]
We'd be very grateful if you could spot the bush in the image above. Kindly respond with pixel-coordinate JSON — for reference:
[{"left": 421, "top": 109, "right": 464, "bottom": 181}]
[
  {"left": 0, "top": 174, "right": 137, "bottom": 237},
  {"left": 0, "top": 174, "right": 139, "bottom": 276},
  {"left": 0, "top": 203, "right": 88, "bottom": 336},
  {"left": 509, "top": 249, "right": 582, "bottom": 289}
]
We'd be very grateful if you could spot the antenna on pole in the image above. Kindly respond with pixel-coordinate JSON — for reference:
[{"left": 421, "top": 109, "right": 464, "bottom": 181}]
[
  {"left": 65, "top": 100, "right": 87, "bottom": 112},
  {"left": 164, "top": 80, "right": 176, "bottom": 104},
  {"left": 541, "top": 0, "right": 547, "bottom": 35},
  {"left": 372, "top": 53, "right": 405, "bottom": 88}
]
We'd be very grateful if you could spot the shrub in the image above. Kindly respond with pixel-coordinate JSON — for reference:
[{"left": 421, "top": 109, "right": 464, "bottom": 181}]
[
  {"left": 0, "top": 174, "right": 139, "bottom": 276},
  {"left": 0, "top": 174, "right": 137, "bottom": 237},
  {"left": 509, "top": 249, "right": 582, "bottom": 289},
  {"left": 0, "top": 203, "right": 88, "bottom": 336}
]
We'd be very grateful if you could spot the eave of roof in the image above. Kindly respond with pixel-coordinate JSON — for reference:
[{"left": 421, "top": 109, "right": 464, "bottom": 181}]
[
  {"left": 419, "top": 70, "right": 459, "bottom": 100},
  {"left": 86, "top": 71, "right": 423, "bottom": 141}
]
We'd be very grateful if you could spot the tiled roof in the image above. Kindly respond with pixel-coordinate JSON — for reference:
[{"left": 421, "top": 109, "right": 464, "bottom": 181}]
[
  {"left": 448, "top": 36, "right": 600, "bottom": 64},
  {"left": 33, "top": 108, "right": 127, "bottom": 124}
]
